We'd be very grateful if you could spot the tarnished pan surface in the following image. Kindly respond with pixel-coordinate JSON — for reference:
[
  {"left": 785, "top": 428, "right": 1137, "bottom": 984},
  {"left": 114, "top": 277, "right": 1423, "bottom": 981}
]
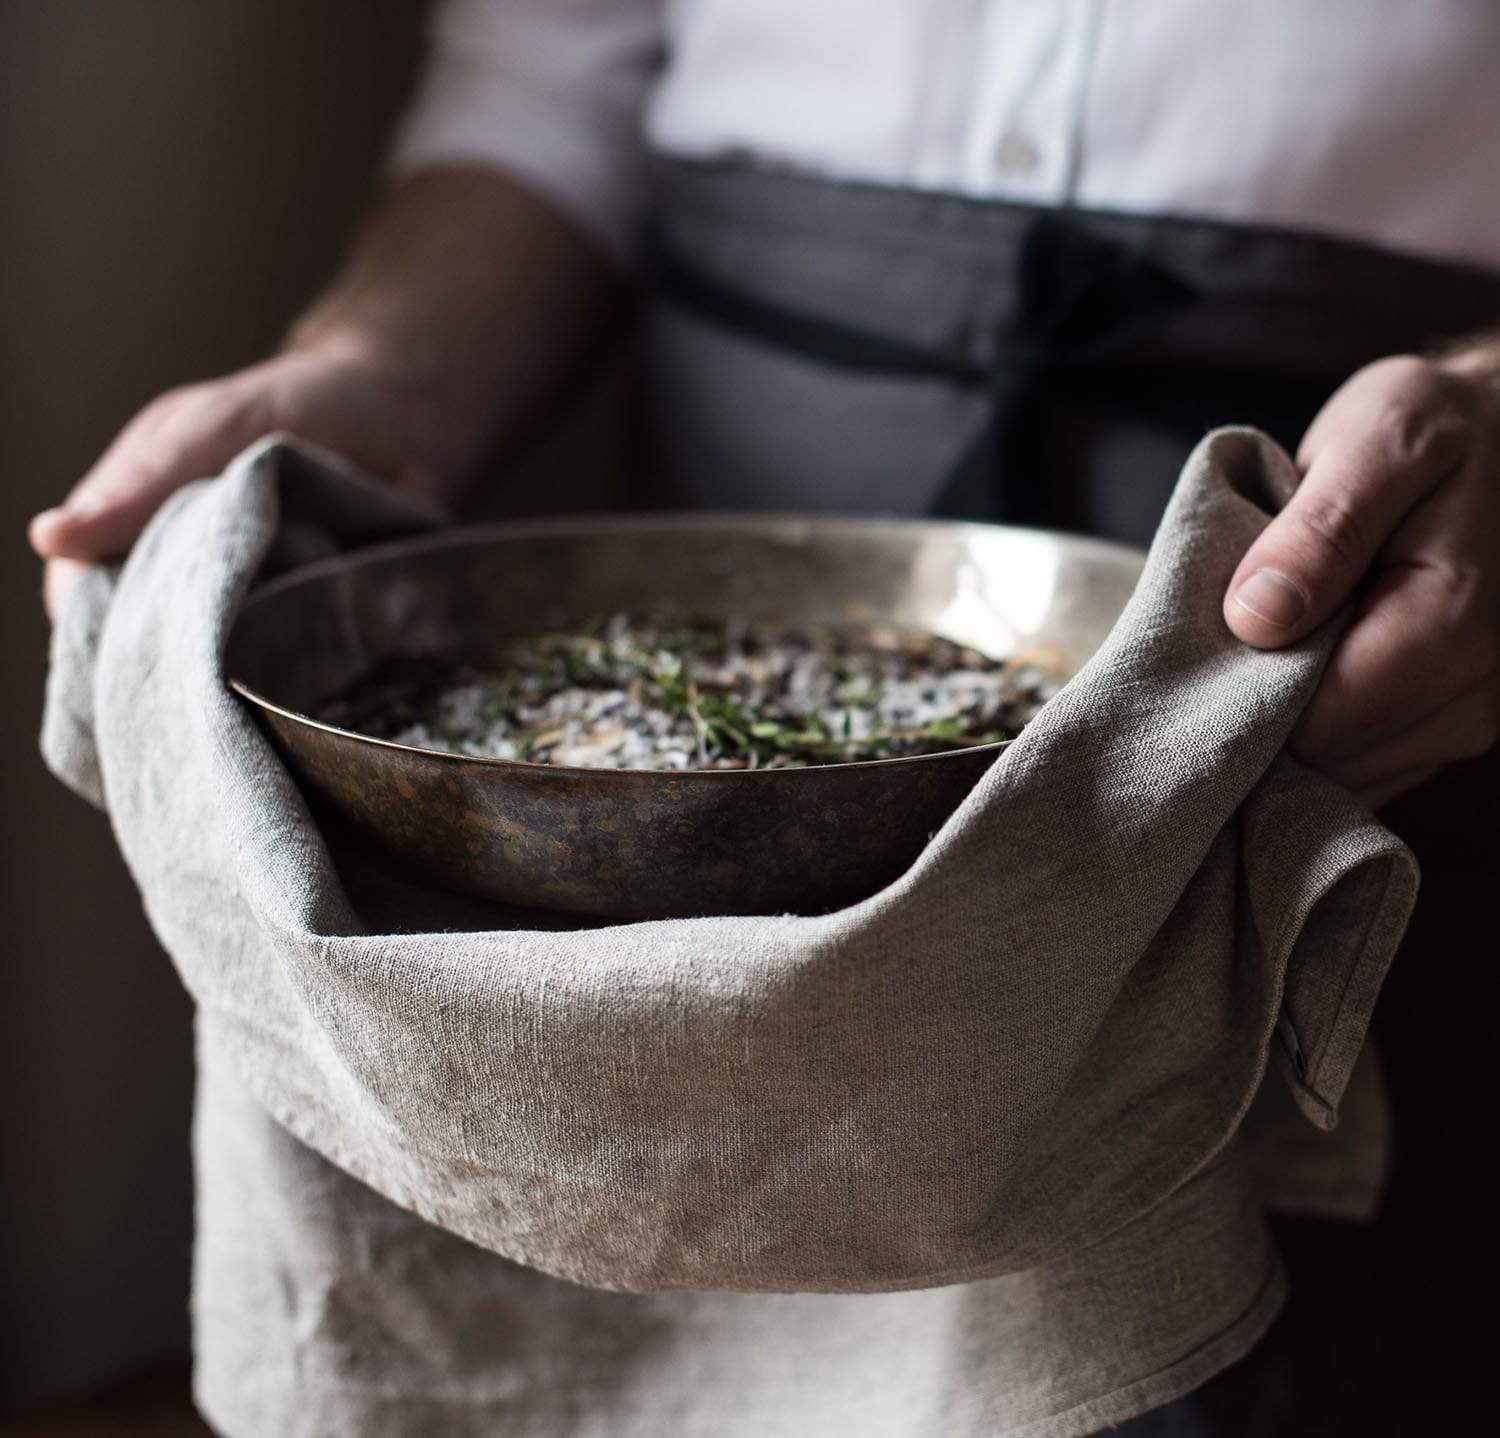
[{"left": 226, "top": 515, "right": 1144, "bottom": 919}]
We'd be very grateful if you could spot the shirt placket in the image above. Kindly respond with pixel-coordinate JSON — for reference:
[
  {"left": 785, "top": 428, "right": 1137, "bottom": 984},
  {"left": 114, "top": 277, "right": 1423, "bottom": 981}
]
[{"left": 957, "top": 0, "right": 1103, "bottom": 207}]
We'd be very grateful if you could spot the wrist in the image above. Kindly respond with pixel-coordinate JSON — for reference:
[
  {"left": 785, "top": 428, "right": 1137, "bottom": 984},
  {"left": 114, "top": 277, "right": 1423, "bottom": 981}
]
[
  {"left": 277, "top": 169, "right": 619, "bottom": 502},
  {"left": 283, "top": 289, "right": 440, "bottom": 396},
  {"left": 279, "top": 298, "right": 494, "bottom": 494}
]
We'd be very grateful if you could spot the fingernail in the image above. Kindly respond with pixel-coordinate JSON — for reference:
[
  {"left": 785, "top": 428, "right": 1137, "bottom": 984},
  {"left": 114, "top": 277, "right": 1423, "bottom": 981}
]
[{"left": 1232, "top": 568, "right": 1309, "bottom": 629}]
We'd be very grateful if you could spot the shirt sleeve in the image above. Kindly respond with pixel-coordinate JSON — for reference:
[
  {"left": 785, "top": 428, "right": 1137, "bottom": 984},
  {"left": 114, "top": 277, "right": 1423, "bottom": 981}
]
[{"left": 387, "top": 0, "right": 664, "bottom": 270}]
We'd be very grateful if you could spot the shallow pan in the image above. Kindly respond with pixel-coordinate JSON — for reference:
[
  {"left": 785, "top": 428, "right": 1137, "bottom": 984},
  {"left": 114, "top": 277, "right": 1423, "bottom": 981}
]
[{"left": 226, "top": 514, "right": 1143, "bottom": 919}]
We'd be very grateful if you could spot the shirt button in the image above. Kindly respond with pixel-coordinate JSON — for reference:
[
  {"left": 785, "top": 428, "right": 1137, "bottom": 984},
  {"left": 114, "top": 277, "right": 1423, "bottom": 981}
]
[{"left": 994, "top": 128, "right": 1041, "bottom": 175}]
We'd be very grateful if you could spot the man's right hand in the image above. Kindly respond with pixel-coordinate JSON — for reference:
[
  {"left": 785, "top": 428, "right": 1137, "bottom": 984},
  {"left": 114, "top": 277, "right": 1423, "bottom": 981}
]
[{"left": 28, "top": 345, "right": 452, "bottom": 617}]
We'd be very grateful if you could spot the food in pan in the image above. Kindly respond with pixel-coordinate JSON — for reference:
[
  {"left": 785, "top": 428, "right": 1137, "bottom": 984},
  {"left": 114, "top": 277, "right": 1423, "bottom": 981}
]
[{"left": 320, "top": 613, "right": 1057, "bottom": 772}]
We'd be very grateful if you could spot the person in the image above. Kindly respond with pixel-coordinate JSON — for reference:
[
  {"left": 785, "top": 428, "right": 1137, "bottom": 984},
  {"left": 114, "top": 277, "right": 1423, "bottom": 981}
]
[
  {"left": 29, "top": 2, "right": 1500, "bottom": 820},
  {"left": 28, "top": 3, "right": 1500, "bottom": 1433}
]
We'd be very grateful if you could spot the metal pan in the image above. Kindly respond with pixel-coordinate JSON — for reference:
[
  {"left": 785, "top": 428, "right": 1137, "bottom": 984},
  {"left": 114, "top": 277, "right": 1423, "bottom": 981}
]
[{"left": 226, "top": 514, "right": 1143, "bottom": 919}]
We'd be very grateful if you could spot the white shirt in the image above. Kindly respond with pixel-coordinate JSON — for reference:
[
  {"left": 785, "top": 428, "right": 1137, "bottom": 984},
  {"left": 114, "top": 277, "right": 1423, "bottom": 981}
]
[{"left": 392, "top": 0, "right": 1500, "bottom": 274}]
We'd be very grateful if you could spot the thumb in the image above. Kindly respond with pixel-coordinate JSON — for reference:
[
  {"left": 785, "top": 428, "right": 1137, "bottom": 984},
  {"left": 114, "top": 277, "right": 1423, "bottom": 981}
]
[
  {"left": 1224, "top": 481, "right": 1398, "bottom": 649},
  {"left": 1224, "top": 380, "right": 1467, "bottom": 649}
]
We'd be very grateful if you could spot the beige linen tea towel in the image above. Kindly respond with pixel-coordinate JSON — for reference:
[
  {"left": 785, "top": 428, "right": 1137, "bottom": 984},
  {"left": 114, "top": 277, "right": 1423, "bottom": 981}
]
[{"left": 41, "top": 427, "right": 1416, "bottom": 1438}]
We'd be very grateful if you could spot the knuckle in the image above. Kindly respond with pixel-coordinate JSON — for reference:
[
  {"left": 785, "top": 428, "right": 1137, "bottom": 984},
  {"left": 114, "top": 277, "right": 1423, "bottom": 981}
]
[
  {"left": 1432, "top": 558, "right": 1486, "bottom": 614},
  {"left": 1423, "top": 564, "right": 1499, "bottom": 666},
  {"left": 1371, "top": 378, "right": 1471, "bottom": 474},
  {"left": 1372, "top": 353, "right": 1436, "bottom": 394},
  {"left": 132, "top": 387, "right": 197, "bottom": 435},
  {"left": 149, "top": 383, "right": 198, "bottom": 413},
  {"left": 151, "top": 379, "right": 226, "bottom": 421},
  {"left": 1290, "top": 493, "right": 1369, "bottom": 572}
]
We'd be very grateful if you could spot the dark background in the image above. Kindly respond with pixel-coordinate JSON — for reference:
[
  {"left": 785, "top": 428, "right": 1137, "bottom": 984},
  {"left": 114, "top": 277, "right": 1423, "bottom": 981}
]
[
  {"left": 0, "top": 1, "right": 429, "bottom": 1410},
  {"left": 4, "top": 5, "right": 1495, "bottom": 1432}
]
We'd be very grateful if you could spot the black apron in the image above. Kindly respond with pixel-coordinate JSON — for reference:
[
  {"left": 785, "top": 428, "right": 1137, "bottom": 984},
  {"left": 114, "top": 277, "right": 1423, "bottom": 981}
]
[{"left": 641, "top": 159, "right": 1500, "bottom": 1436}]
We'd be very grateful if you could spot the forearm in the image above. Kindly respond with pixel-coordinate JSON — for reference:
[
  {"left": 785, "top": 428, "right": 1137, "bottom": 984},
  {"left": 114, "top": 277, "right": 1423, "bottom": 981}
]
[{"left": 288, "top": 166, "right": 622, "bottom": 502}]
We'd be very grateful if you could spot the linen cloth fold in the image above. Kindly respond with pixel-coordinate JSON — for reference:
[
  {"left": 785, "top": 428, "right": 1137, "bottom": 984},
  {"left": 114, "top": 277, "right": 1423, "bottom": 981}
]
[{"left": 42, "top": 428, "right": 1417, "bottom": 1436}]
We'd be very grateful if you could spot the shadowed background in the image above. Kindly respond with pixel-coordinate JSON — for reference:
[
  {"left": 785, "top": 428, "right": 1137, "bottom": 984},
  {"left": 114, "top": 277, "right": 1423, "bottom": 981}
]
[
  {"left": 3, "top": 6, "right": 1499, "bottom": 1436},
  {"left": 0, "top": 1, "right": 428, "bottom": 1411}
]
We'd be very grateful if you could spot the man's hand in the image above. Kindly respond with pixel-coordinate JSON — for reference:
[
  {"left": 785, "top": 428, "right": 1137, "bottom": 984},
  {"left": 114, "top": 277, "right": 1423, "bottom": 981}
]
[
  {"left": 1224, "top": 350, "right": 1500, "bottom": 810},
  {"left": 28, "top": 168, "right": 616, "bottom": 619},
  {"left": 29, "top": 345, "right": 452, "bottom": 616}
]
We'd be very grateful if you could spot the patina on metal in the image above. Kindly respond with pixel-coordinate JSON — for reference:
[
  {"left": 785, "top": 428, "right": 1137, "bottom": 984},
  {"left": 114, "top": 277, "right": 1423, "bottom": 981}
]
[{"left": 226, "top": 515, "right": 1144, "bottom": 920}]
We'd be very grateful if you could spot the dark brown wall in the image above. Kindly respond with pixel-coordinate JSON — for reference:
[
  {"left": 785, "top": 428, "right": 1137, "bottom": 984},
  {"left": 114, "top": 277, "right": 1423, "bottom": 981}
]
[{"left": 0, "top": 1, "right": 428, "bottom": 1408}]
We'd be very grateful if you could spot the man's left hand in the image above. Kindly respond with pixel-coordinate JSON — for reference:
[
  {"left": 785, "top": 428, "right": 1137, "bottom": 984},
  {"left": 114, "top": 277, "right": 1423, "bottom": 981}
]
[{"left": 1223, "top": 349, "right": 1500, "bottom": 810}]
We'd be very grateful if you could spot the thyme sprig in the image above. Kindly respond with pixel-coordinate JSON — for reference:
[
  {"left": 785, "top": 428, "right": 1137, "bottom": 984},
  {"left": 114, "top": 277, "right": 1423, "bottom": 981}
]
[
  {"left": 326, "top": 613, "right": 1043, "bottom": 770},
  {"left": 511, "top": 624, "right": 1010, "bottom": 766}
]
